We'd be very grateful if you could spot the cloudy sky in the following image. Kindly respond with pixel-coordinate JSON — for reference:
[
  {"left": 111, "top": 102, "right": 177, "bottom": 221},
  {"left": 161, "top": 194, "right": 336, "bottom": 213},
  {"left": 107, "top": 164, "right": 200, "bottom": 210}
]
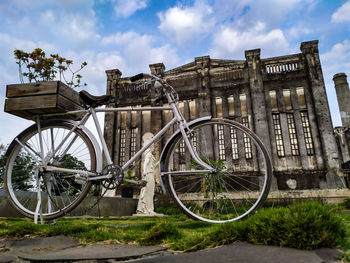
[{"left": 0, "top": 0, "right": 350, "bottom": 145}]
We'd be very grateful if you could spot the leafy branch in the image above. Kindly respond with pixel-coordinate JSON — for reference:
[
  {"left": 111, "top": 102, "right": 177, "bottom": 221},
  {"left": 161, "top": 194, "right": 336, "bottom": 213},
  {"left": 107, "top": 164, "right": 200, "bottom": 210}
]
[{"left": 14, "top": 48, "right": 87, "bottom": 88}]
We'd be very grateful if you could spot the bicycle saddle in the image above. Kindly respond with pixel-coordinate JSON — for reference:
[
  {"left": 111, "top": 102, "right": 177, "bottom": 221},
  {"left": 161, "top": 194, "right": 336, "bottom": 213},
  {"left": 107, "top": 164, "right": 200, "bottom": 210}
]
[{"left": 79, "top": 90, "right": 115, "bottom": 108}]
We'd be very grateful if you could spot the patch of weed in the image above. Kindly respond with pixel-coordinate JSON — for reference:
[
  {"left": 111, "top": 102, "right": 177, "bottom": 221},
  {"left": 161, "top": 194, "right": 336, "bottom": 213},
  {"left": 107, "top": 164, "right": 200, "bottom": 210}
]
[
  {"left": 2, "top": 220, "right": 44, "bottom": 237},
  {"left": 141, "top": 222, "right": 181, "bottom": 245}
]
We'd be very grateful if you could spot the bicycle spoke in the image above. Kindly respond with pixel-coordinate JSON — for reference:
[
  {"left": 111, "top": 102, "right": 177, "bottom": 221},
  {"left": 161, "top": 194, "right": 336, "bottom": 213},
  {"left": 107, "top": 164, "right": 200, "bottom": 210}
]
[
  {"left": 5, "top": 122, "right": 95, "bottom": 220},
  {"left": 165, "top": 119, "right": 271, "bottom": 223}
]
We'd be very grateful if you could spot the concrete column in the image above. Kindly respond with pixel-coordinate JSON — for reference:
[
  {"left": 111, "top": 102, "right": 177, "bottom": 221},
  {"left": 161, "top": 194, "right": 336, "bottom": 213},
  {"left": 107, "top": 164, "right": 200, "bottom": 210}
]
[
  {"left": 149, "top": 63, "right": 165, "bottom": 76},
  {"left": 245, "top": 49, "right": 272, "bottom": 156},
  {"left": 149, "top": 63, "right": 165, "bottom": 183},
  {"left": 195, "top": 56, "right": 212, "bottom": 117},
  {"left": 300, "top": 40, "right": 344, "bottom": 188},
  {"left": 195, "top": 56, "right": 213, "bottom": 159},
  {"left": 245, "top": 49, "right": 275, "bottom": 190},
  {"left": 104, "top": 69, "right": 122, "bottom": 163},
  {"left": 334, "top": 127, "right": 350, "bottom": 162},
  {"left": 333, "top": 73, "right": 350, "bottom": 127}
]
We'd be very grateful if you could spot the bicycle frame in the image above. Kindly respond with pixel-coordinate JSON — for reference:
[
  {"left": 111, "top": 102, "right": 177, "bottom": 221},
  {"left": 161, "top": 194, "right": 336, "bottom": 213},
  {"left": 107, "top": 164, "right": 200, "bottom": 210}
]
[{"left": 25, "top": 92, "right": 214, "bottom": 185}]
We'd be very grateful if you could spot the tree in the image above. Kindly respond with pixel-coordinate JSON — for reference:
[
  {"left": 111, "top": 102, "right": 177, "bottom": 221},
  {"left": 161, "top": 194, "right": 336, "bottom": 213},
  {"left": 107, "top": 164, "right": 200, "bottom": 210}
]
[
  {"left": 0, "top": 150, "right": 35, "bottom": 191},
  {"left": 0, "top": 149, "right": 90, "bottom": 195},
  {"left": 48, "top": 154, "right": 87, "bottom": 196}
]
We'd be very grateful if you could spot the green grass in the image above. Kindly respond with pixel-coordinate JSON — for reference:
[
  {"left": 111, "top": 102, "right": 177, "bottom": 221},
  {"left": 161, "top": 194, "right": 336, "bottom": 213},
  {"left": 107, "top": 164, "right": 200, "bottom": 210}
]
[
  {"left": 0, "top": 201, "right": 347, "bottom": 253},
  {"left": 337, "top": 212, "right": 350, "bottom": 262}
]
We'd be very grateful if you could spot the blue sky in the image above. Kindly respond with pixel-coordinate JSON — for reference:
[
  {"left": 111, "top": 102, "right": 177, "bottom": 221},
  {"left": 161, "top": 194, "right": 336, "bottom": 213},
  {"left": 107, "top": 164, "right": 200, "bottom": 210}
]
[{"left": 0, "top": 0, "right": 350, "bottom": 145}]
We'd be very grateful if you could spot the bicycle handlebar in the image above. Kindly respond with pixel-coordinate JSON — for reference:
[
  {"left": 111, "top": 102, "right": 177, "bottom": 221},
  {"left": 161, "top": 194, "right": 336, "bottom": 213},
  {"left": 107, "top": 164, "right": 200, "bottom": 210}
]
[{"left": 130, "top": 72, "right": 179, "bottom": 102}]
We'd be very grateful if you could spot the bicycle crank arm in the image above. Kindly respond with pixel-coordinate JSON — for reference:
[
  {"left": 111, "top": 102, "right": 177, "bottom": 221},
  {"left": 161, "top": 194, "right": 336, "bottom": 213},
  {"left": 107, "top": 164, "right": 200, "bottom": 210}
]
[{"left": 123, "top": 178, "right": 144, "bottom": 186}]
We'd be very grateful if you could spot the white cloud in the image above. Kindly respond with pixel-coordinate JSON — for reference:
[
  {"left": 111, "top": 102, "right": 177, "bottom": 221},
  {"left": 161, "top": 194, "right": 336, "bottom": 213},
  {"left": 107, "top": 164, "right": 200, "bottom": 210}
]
[
  {"left": 286, "top": 25, "right": 311, "bottom": 39},
  {"left": 58, "top": 16, "right": 100, "bottom": 48},
  {"left": 82, "top": 51, "right": 127, "bottom": 94},
  {"left": 113, "top": 0, "right": 147, "bottom": 17},
  {"left": 332, "top": 1, "right": 350, "bottom": 23},
  {"left": 102, "top": 31, "right": 179, "bottom": 75},
  {"left": 320, "top": 40, "right": 350, "bottom": 127},
  {"left": 210, "top": 22, "right": 289, "bottom": 59},
  {"left": 158, "top": 1, "right": 215, "bottom": 45},
  {"left": 0, "top": 0, "right": 100, "bottom": 51},
  {"left": 321, "top": 40, "right": 350, "bottom": 74}
]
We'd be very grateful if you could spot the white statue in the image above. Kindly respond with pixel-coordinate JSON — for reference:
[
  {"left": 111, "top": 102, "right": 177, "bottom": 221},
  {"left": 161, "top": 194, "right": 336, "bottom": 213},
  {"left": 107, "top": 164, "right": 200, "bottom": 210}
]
[{"left": 135, "top": 132, "right": 163, "bottom": 216}]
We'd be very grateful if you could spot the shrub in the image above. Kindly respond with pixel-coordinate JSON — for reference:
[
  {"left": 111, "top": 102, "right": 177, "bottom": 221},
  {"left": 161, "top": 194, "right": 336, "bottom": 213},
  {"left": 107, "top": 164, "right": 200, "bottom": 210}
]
[
  {"left": 175, "top": 202, "right": 346, "bottom": 251},
  {"left": 229, "top": 202, "right": 345, "bottom": 250},
  {"left": 341, "top": 197, "right": 350, "bottom": 209},
  {"left": 154, "top": 204, "right": 183, "bottom": 215}
]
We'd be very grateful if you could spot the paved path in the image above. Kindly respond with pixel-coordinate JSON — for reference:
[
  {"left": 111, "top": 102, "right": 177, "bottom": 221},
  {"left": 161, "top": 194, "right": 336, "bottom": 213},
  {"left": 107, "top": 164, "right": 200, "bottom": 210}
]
[{"left": 0, "top": 236, "right": 341, "bottom": 262}]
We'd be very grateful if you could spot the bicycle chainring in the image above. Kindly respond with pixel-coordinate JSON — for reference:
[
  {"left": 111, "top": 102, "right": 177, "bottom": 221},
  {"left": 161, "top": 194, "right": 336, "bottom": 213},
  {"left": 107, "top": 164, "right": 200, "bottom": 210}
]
[{"left": 101, "top": 164, "right": 124, "bottom": 190}]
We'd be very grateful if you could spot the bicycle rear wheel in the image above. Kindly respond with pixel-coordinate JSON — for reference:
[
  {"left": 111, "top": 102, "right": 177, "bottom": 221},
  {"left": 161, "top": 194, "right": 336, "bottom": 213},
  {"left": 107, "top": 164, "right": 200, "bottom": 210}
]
[
  {"left": 163, "top": 118, "right": 272, "bottom": 223},
  {"left": 4, "top": 121, "right": 96, "bottom": 220}
]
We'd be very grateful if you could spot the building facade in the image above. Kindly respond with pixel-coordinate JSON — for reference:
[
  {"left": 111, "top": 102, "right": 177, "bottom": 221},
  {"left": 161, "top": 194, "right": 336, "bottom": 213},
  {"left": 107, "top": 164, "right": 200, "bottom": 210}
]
[{"left": 104, "top": 40, "right": 345, "bottom": 192}]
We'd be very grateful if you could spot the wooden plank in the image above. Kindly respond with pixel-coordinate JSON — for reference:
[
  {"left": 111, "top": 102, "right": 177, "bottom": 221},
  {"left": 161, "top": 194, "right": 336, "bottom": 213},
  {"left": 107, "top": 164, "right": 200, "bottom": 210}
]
[
  {"left": 5, "top": 95, "right": 58, "bottom": 112},
  {"left": 57, "top": 94, "right": 83, "bottom": 112},
  {"left": 6, "top": 82, "right": 59, "bottom": 97},
  {"left": 57, "top": 82, "right": 81, "bottom": 104},
  {"left": 6, "top": 81, "right": 81, "bottom": 104}
]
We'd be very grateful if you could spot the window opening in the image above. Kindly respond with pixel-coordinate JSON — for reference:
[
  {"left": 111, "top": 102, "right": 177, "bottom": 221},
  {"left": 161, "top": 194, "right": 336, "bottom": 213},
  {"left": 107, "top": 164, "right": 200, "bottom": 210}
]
[
  {"left": 296, "top": 87, "right": 307, "bottom": 109},
  {"left": 189, "top": 100, "right": 196, "bottom": 120},
  {"left": 283, "top": 89, "right": 292, "bottom": 110},
  {"left": 179, "top": 141, "right": 186, "bottom": 164},
  {"left": 119, "top": 129, "right": 126, "bottom": 165},
  {"left": 287, "top": 113, "right": 299, "bottom": 156},
  {"left": 230, "top": 126, "right": 238, "bottom": 160},
  {"left": 240, "top": 94, "right": 247, "bottom": 117},
  {"left": 216, "top": 97, "right": 223, "bottom": 118},
  {"left": 218, "top": 125, "right": 226, "bottom": 160},
  {"left": 272, "top": 113, "right": 285, "bottom": 157},
  {"left": 130, "top": 128, "right": 137, "bottom": 157},
  {"left": 242, "top": 117, "right": 252, "bottom": 159},
  {"left": 300, "top": 111, "right": 314, "bottom": 155},
  {"left": 269, "top": 90, "right": 278, "bottom": 112},
  {"left": 228, "top": 95, "right": 235, "bottom": 116}
]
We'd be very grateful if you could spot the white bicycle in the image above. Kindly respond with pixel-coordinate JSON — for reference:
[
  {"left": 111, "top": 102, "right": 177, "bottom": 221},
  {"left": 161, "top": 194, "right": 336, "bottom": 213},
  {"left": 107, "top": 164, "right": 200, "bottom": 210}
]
[{"left": 4, "top": 73, "right": 272, "bottom": 223}]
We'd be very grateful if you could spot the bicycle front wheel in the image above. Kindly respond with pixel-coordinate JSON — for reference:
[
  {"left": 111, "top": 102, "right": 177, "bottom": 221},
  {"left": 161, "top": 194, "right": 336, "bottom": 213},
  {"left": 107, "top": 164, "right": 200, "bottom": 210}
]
[
  {"left": 164, "top": 118, "right": 272, "bottom": 223},
  {"left": 4, "top": 121, "right": 96, "bottom": 220}
]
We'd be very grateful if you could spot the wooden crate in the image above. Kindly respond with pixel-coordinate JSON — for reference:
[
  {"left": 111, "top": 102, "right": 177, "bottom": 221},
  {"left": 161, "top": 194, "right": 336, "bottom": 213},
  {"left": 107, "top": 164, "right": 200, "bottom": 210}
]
[{"left": 4, "top": 81, "right": 84, "bottom": 120}]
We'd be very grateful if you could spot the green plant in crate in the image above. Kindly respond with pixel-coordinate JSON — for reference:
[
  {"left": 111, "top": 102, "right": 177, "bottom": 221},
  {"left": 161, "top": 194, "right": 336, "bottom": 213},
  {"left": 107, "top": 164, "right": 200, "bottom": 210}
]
[{"left": 14, "top": 48, "right": 87, "bottom": 88}]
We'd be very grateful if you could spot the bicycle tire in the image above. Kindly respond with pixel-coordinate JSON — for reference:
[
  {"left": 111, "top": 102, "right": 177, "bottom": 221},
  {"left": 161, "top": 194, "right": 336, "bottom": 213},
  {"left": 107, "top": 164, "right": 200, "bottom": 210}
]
[
  {"left": 163, "top": 118, "right": 272, "bottom": 223},
  {"left": 4, "top": 120, "right": 96, "bottom": 220}
]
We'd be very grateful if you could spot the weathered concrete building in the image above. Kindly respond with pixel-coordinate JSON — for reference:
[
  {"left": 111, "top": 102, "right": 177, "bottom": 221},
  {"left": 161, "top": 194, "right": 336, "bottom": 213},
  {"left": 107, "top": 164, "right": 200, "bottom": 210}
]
[{"left": 104, "top": 40, "right": 347, "bottom": 194}]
